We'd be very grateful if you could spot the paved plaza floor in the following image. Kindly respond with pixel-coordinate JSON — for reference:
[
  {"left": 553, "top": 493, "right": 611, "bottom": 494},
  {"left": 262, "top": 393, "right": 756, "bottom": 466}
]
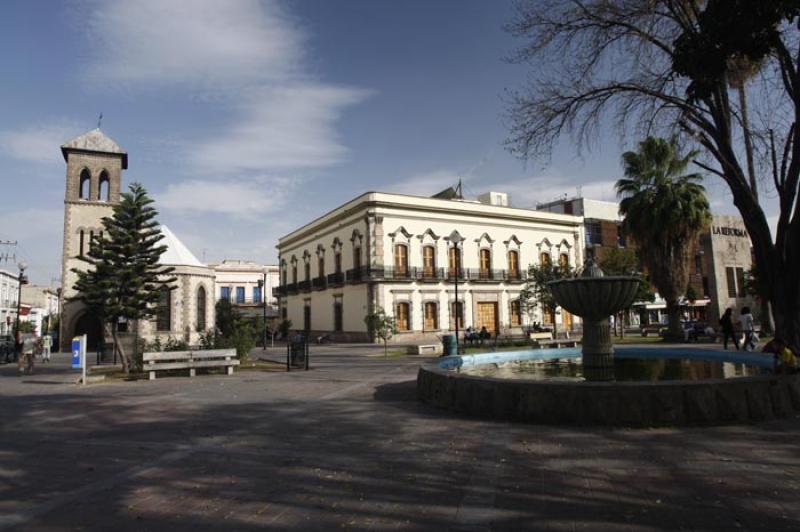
[{"left": 0, "top": 344, "right": 798, "bottom": 531}]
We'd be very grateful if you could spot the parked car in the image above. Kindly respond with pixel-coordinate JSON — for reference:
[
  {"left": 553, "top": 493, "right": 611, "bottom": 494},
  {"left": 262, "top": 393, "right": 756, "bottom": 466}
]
[{"left": 0, "top": 335, "right": 16, "bottom": 363}]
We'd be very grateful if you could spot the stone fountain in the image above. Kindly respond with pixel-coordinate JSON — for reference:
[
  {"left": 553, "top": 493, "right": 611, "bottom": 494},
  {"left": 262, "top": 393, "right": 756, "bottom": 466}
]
[{"left": 548, "top": 259, "right": 641, "bottom": 381}]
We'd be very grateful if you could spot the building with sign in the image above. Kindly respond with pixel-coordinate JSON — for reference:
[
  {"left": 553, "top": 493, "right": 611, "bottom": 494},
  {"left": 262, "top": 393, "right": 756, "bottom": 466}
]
[
  {"left": 276, "top": 191, "right": 585, "bottom": 343},
  {"left": 701, "top": 214, "right": 756, "bottom": 325}
]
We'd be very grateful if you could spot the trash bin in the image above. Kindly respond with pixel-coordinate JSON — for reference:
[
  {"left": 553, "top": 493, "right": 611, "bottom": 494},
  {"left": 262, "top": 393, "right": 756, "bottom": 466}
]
[
  {"left": 441, "top": 334, "right": 457, "bottom": 357},
  {"left": 287, "top": 340, "right": 309, "bottom": 371}
]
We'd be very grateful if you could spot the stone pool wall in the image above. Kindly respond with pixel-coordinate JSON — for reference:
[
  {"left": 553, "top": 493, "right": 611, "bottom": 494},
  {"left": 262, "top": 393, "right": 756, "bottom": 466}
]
[{"left": 417, "top": 365, "right": 800, "bottom": 427}]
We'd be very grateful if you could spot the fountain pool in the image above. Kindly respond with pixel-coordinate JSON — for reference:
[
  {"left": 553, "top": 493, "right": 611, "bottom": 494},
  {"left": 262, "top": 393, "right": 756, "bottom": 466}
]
[{"left": 417, "top": 347, "right": 800, "bottom": 426}]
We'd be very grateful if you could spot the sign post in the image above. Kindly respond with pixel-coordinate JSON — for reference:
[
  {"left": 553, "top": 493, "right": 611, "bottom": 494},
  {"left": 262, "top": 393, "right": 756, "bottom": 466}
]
[{"left": 71, "top": 335, "right": 87, "bottom": 385}]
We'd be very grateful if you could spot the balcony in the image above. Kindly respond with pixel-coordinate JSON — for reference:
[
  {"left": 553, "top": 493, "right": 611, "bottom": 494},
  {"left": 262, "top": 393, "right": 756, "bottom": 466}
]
[
  {"left": 340, "top": 266, "right": 526, "bottom": 284},
  {"left": 312, "top": 276, "right": 328, "bottom": 290},
  {"left": 327, "top": 272, "right": 345, "bottom": 287},
  {"left": 217, "top": 296, "right": 265, "bottom": 306},
  {"left": 298, "top": 280, "right": 312, "bottom": 292}
]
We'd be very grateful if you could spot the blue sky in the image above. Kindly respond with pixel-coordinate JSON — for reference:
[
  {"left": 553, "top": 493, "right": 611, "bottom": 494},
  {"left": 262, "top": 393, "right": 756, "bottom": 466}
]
[{"left": 0, "top": 0, "right": 757, "bottom": 285}]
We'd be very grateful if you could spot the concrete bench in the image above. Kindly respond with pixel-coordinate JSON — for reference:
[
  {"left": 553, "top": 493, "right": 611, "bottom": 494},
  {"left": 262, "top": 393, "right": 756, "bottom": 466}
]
[
  {"left": 143, "top": 348, "right": 239, "bottom": 380},
  {"left": 536, "top": 339, "right": 579, "bottom": 349},
  {"left": 408, "top": 344, "right": 442, "bottom": 356},
  {"left": 640, "top": 324, "right": 665, "bottom": 337},
  {"left": 528, "top": 332, "right": 554, "bottom": 341}
]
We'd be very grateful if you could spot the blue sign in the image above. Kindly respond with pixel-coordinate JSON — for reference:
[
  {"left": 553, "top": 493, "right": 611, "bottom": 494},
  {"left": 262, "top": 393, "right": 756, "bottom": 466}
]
[{"left": 71, "top": 337, "right": 82, "bottom": 369}]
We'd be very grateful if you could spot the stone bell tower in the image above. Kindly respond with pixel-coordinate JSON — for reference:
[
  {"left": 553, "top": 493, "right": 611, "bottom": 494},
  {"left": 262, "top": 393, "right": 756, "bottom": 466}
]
[{"left": 59, "top": 128, "right": 128, "bottom": 351}]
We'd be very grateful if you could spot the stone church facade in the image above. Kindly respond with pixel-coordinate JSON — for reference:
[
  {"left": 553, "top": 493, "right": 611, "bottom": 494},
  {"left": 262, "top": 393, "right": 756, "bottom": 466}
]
[{"left": 59, "top": 128, "right": 215, "bottom": 352}]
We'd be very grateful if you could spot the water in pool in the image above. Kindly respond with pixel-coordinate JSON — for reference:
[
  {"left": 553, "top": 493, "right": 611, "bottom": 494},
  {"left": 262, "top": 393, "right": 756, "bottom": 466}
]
[{"left": 460, "top": 357, "right": 769, "bottom": 382}]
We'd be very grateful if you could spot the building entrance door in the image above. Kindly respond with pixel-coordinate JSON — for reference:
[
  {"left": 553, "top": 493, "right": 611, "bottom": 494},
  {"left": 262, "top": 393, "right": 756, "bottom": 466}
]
[
  {"left": 476, "top": 302, "right": 498, "bottom": 334},
  {"left": 562, "top": 310, "right": 573, "bottom": 331}
]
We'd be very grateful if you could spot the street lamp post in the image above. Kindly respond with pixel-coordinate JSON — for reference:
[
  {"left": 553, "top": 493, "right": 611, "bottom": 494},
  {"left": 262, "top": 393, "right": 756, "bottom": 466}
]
[
  {"left": 258, "top": 275, "right": 267, "bottom": 350},
  {"left": 448, "top": 231, "right": 464, "bottom": 355},
  {"left": 14, "top": 261, "right": 28, "bottom": 360}
]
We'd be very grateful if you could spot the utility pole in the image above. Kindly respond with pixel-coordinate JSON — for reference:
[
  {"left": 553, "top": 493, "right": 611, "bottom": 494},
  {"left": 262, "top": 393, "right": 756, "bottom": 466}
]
[{"left": 0, "top": 240, "right": 17, "bottom": 264}]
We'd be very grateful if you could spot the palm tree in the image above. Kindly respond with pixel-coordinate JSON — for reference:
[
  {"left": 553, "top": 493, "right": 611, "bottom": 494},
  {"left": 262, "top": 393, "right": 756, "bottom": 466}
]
[{"left": 617, "top": 137, "right": 711, "bottom": 340}]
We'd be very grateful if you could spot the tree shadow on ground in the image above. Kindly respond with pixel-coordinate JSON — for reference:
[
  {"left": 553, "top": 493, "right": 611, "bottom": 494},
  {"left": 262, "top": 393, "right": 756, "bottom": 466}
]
[{"left": 1, "top": 370, "right": 799, "bottom": 531}]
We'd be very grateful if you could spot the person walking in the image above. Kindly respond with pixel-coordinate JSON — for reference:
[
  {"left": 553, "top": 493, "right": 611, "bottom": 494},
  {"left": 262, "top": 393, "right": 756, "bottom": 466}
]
[
  {"left": 739, "top": 306, "right": 756, "bottom": 351},
  {"left": 42, "top": 333, "right": 52, "bottom": 362},
  {"left": 18, "top": 333, "right": 36, "bottom": 375},
  {"left": 719, "top": 308, "right": 739, "bottom": 350}
]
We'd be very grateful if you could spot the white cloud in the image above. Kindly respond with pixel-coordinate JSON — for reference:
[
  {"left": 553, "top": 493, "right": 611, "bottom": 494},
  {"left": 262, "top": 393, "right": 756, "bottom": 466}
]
[
  {"left": 0, "top": 123, "right": 81, "bottom": 165},
  {"left": 191, "top": 84, "right": 371, "bottom": 174},
  {"left": 80, "top": 0, "right": 371, "bottom": 185},
  {"left": 84, "top": 0, "right": 302, "bottom": 88},
  {"left": 156, "top": 176, "right": 298, "bottom": 218}
]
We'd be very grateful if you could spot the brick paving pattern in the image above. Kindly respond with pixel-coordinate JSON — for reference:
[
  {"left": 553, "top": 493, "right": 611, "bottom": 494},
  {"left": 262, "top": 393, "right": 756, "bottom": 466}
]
[{"left": 0, "top": 345, "right": 798, "bottom": 531}]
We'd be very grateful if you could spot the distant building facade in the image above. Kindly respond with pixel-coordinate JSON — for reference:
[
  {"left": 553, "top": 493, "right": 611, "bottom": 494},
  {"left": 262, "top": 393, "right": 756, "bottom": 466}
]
[
  {"left": 276, "top": 191, "right": 584, "bottom": 343},
  {"left": 210, "top": 260, "right": 280, "bottom": 320},
  {"left": 0, "top": 269, "right": 20, "bottom": 337},
  {"left": 538, "top": 196, "right": 754, "bottom": 327},
  {"left": 701, "top": 215, "right": 756, "bottom": 325},
  {"left": 20, "top": 284, "right": 60, "bottom": 336}
]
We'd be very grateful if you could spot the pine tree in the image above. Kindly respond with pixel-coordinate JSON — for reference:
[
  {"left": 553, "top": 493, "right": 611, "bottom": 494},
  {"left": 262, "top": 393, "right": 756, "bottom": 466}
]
[{"left": 70, "top": 183, "right": 175, "bottom": 373}]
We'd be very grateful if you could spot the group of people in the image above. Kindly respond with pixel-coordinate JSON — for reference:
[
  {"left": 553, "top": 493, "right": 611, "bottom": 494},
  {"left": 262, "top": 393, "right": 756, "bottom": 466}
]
[
  {"left": 16, "top": 332, "right": 53, "bottom": 375},
  {"left": 718, "top": 307, "right": 758, "bottom": 351},
  {"left": 464, "top": 326, "right": 491, "bottom": 345},
  {"left": 718, "top": 306, "right": 797, "bottom": 373}
]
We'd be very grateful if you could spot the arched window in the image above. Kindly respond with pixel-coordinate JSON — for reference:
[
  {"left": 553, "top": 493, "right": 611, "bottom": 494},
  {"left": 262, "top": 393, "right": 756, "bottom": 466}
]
[
  {"left": 424, "top": 302, "right": 438, "bottom": 330},
  {"left": 318, "top": 256, "right": 325, "bottom": 278},
  {"left": 196, "top": 286, "right": 207, "bottom": 331},
  {"left": 353, "top": 245, "right": 362, "bottom": 270},
  {"left": 479, "top": 249, "right": 492, "bottom": 279},
  {"left": 422, "top": 245, "right": 436, "bottom": 277},
  {"left": 98, "top": 170, "right": 110, "bottom": 201},
  {"left": 394, "top": 244, "right": 408, "bottom": 276},
  {"left": 304, "top": 262, "right": 311, "bottom": 281},
  {"left": 78, "top": 230, "right": 85, "bottom": 257},
  {"left": 156, "top": 287, "right": 171, "bottom": 332},
  {"left": 79, "top": 169, "right": 90, "bottom": 199},
  {"left": 334, "top": 251, "right": 342, "bottom": 274},
  {"left": 559, "top": 253, "right": 569, "bottom": 269},
  {"left": 540, "top": 251, "right": 551, "bottom": 266},
  {"left": 508, "top": 250, "right": 520, "bottom": 279},
  {"left": 510, "top": 300, "right": 522, "bottom": 327},
  {"left": 292, "top": 263, "right": 298, "bottom": 284},
  {"left": 448, "top": 247, "right": 462, "bottom": 277},
  {"left": 396, "top": 302, "right": 410, "bottom": 331}
]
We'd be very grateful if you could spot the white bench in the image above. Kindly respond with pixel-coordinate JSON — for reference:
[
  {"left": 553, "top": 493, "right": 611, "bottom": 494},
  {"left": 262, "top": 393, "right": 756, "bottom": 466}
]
[
  {"left": 143, "top": 349, "right": 239, "bottom": 380},
  {"left": 527, "top": 331, "right": 578, "bottom": 349},
  {"left": 407, "top": 344, "right": 442, "bottom": 356}
]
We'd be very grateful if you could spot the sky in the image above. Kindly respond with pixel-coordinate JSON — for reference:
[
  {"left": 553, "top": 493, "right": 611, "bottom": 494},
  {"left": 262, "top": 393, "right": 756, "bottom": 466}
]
[{"left": 0, "top": 0, "right": 770, "bottom": 285}]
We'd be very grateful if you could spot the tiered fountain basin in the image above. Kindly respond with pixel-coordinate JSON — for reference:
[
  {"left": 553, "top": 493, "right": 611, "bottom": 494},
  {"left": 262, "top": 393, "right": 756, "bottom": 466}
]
[{"left": 416, "top": 347, "right": 800, "bottom": 426}]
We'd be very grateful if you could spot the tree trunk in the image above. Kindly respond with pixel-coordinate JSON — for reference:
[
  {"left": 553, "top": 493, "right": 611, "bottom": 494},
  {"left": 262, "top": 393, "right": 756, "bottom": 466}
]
[
  {"left": 110, "top": 323, "right": 128, "bottom": 374},
  {"left": 665, "top": 300, "right": 683, "bottom": 342},
  {"left": 620, "top": 311, "right": 626, "bottom": 339},
  {"left": 384, "top": 340, "right": 388, "bottom": 358},
  {"left": 771, "top": 274, "right": 800, "bottom": 353},
  {"left": 738, "top": 86, "right": 758, "bottom": 200}
]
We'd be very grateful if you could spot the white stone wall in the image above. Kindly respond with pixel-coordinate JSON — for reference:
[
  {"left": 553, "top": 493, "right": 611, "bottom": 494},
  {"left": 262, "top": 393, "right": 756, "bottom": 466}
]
[
  {"left": 706, "top": 215, "right": 756, "bottom": 324},
  {"left": 0, "top": 269, "right": 19, "bottom": 336},
  {"left": 138, "top": 266, "right": 216, "bottom": 346},
  {"left": 277, "top": 193, "right": 584, "bottom": 341}
]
